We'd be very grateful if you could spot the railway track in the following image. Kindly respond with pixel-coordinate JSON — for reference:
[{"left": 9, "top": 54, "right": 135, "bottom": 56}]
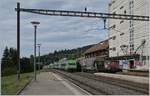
[
  {"left": 74, "top": 72, "right": 149, "bottom": 94},
  {"left": 51, "top": 69, "right": 149, "bottom": 95},
  {"left": 52, "top": 69, "right": 108, "bottom": 95}
]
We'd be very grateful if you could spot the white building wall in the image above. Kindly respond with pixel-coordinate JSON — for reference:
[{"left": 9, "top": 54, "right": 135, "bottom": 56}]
[{"left": 108, "top": 0, "right": 149, "bottom": 70}]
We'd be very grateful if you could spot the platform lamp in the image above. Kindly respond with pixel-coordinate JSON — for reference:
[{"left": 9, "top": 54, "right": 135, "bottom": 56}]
[
  {"left": 37, "top": 43, "right": 41, "bottom": 73},
  {"left": 31, "top": 21, "right": 40, "bottom": 81}
]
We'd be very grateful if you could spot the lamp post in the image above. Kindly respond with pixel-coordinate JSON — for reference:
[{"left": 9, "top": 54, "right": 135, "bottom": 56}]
[
  {"left": 37, "top": 44, "right": 41, "bottom": 73},
  {"left": 31, "top": 21, "right": 40, "bottom": 81}
]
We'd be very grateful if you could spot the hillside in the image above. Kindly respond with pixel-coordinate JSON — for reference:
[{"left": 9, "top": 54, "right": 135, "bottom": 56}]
[{"left": 40, "top": 44, "right": 94, "bottom": 65}]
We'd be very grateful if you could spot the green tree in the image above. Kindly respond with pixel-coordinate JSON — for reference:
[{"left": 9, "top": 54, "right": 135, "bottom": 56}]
[
  {"left": 1, "top": 47, "right": 17, "bottom": 76},
  {"left": 20, "top": 57, "right": 33, "bottom": 73},
  {"left": 1, "top": 46, "right": 9, "bottom": 71}
]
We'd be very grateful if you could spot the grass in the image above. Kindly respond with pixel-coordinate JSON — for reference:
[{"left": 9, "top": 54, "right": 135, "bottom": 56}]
[{"left": 1, "top": 72, "right": 33, "bottom": 95}]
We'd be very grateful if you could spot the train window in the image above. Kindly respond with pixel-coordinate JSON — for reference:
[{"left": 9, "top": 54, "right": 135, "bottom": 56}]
[
  {"left": 62, "top": 64, "right": 65, "bottom": 66},
  {"left": 69, "top": 63, "right": 75, "bottom": 65}
]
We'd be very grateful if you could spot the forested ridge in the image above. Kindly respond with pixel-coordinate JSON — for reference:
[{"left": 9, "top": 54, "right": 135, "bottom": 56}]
[
  {"left": 40, "top": 44, "right": 94, "bottom": 65},
  {"left": 1, "top": 44, "right": 94, "bottom": 76}
]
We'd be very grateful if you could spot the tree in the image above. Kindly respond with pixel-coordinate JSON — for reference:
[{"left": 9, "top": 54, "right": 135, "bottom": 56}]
[
  {"left": 30, "top": 55, "right": 34, "bottom": 65},
  {"left": 1, "top": 47, "right": 17, "bottom": 76},
  {"left": 20, "top": 57, "right": 33, "bottom": 73},
  {"left": 9, "top": 48, "right": 17, "bottom": 67},
  {"left": 1, "top": 46, "right": 9, "bottom": 71}
]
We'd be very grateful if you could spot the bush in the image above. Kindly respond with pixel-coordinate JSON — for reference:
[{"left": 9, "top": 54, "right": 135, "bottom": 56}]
[
  {"left": 20, "top": 58, "right": 34, "bottom": 73},
  {"left": 1, "top": 67, "right": 17, "bottom": 76}
]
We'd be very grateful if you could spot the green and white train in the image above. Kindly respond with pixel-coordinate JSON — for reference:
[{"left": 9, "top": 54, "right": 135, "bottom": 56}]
[{"left": 49, "top": 58, "right": 78, "bottom": 72}]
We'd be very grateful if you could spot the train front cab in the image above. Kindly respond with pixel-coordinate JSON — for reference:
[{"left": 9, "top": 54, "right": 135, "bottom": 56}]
[
  {"left": 66, "top": 60, "right": 77, "bottom": 72},
  {"left": 105, "top": 60, "right": 122, "bottom": 73}
]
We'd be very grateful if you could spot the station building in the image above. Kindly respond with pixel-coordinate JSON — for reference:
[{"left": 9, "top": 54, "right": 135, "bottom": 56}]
[
  {"left": 77, "top": 40, "right": 109, "bottom": 71},
  {"left": 108, "top": 0, "right": 149, "bottom": 71}
]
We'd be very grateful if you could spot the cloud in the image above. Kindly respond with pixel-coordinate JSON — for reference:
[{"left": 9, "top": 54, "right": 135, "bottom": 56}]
[{"left": 0, "top": 0, "right": 111, "bottom": 59}]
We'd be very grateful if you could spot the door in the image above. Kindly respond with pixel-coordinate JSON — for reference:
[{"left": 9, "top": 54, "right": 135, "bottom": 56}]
[
  {"left": 129, "top": 60, "right": 134, "bottom": 69},
  {"left": 97, "top": 61, "right": 105, "bottom": 71}
]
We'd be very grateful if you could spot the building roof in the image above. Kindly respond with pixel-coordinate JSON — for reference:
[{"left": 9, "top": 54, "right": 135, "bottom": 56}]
[{"left": 84, "top": 40, "right": 109, "bottom": 54}]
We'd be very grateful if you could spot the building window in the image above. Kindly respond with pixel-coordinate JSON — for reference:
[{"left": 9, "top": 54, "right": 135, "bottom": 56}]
[
  {"left": 112, "top": 36, "right": 116, "bottom": 40},
  {"left": 120, "top": 6, "right": 124, "bottom": 9},
  {"left": 124, "top": 10, "right": 127, "bottom": 14},
  {"left": 109, "top": 48, "right": 113, "bottom": 50},
  {"left": 130, "top": 44, "right": 134, "bottom": 51},
  {"left": 112, "top": 0, "right": 115, "bottom": 4},
  {"left": 109, "top": 37, "right": 112, "bottom": 40},
  {"left": 129, "top": 0, "right": 134, "bottom": 53},
  {"left": 109, "top": 24, "right": 116, "bottom": 29},
  {"left": 113, "top": 25, "right": 116, "bottom": 28},
  {"left": 120, "top": 33, "right": 125, "bottom": 36},
  {"left": 109, "top": 3, "right": 112, "bottom": 6},
  {"left": 111, "top": 24, "right": 116, "bottom": 29},
  {"left": 120, "top": 20, "right": 124, "bottom": 24},
  {"left": 113, "top": 12, "right": 116, "bottom": 14},
  {"left": 109, "top": 0, "right": 115, "bottom": 6},
  {"left": 113, "top": 47, "right": 116, "bottom": 51}
]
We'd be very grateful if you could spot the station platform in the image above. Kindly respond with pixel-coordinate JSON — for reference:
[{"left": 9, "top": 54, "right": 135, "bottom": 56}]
[
  {"left": 20, "top": 72, "right": 90, "bottom": 95},
  {"left": 94, "top": 73, "right": 149, "bottom": 84}
]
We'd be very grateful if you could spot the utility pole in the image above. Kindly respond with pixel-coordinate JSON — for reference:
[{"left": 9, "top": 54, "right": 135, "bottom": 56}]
[{"left": 17, "top": 2, "right": 20, "bottom": 80}]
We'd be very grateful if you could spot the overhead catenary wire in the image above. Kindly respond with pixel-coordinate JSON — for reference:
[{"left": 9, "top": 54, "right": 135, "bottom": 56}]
[{"left": 16, "top": 8, "right": 149, "bottom": 21}]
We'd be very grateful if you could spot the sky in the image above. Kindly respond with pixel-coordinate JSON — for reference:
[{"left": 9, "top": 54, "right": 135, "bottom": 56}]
[{"left": 0, "top": 0, "right": 111, "bottom": 59}]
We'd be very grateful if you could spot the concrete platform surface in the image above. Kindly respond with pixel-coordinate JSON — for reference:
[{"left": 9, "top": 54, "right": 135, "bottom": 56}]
[
  {"left": 20, "top": 72, "right": 90, "bottom": 95},
  {"left": 94, "top": 73, "right": 149, "bottom": 84}
]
